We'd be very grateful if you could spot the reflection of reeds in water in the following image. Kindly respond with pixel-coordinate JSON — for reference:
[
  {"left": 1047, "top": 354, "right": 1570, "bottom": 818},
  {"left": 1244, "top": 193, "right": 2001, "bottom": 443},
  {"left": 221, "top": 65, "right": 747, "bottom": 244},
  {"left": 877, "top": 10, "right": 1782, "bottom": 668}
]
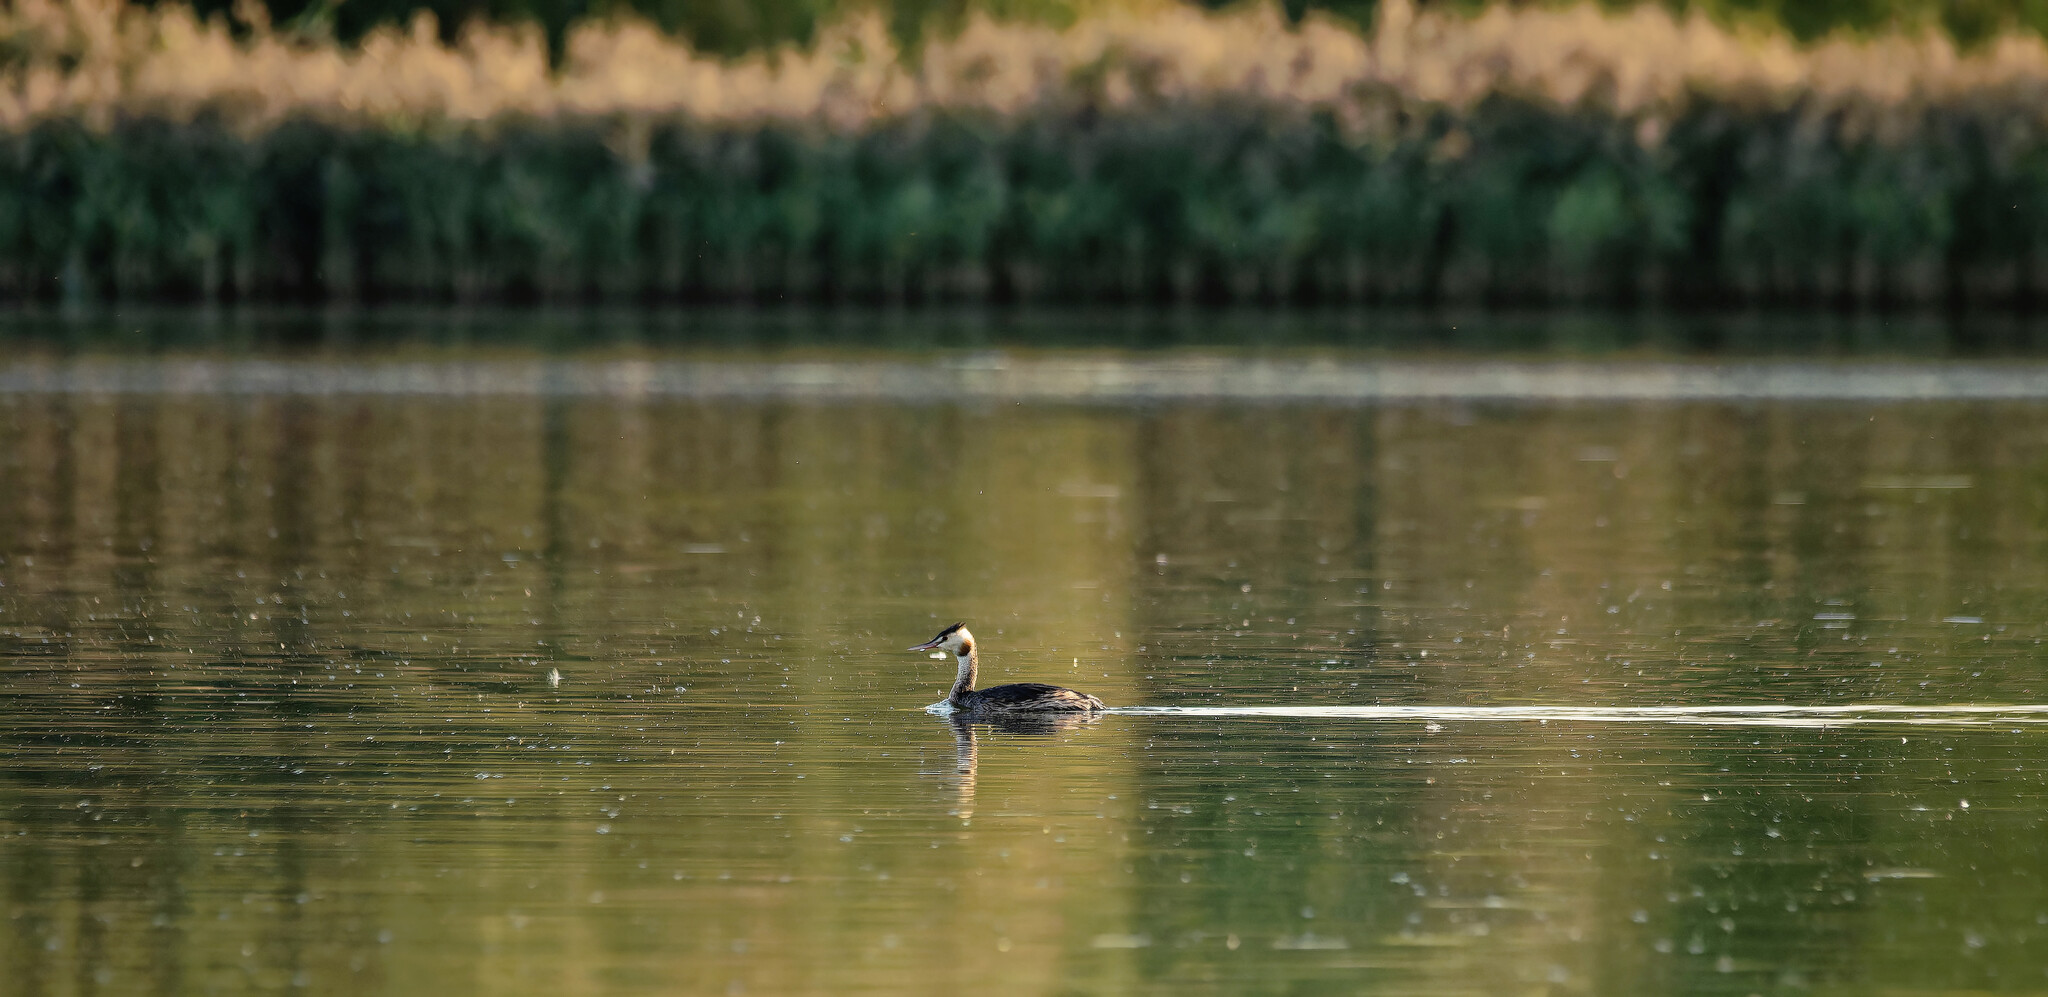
[
  {"left": 8, "top": 0, "right": 2048, "bottom": 303},
  {"left": 5, "top": 382, "right": 2048, "bottom": 993}
]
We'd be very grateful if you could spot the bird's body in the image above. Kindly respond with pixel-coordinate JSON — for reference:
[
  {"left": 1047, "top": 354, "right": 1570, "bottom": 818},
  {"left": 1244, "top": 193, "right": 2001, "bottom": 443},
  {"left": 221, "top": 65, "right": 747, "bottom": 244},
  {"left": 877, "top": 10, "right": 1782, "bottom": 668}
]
[
  {"left": 908, "top": 623, "right": 1107, "bottom": 714},
  {"left": 960, "top": 681, "right": 1106, "bottom": 712}
]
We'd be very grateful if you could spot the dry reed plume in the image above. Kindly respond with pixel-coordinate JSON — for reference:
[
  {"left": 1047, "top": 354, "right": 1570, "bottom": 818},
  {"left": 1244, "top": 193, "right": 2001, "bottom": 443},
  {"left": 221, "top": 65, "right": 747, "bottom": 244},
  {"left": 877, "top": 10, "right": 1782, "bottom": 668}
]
[{"left": 8, "top": 0, "right": 2048, "bottom": 131}]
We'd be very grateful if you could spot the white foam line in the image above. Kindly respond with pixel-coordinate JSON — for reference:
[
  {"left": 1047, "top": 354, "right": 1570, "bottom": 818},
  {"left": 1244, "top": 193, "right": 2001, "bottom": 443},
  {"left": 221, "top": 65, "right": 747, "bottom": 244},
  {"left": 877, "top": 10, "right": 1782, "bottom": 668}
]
[
  {"left": 1104, "top": 704, "right": 2048, "bottom": 727},
  {"left": 5, "top": 358, "right": 2048, "bottom": 401}
]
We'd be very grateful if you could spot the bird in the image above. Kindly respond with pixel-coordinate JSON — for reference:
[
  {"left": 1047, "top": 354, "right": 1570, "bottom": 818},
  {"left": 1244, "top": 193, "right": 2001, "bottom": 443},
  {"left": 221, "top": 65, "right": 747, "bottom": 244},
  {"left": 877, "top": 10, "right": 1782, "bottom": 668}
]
[{"left": 908, "top": 622, "right": 1107, "bottom": 714}]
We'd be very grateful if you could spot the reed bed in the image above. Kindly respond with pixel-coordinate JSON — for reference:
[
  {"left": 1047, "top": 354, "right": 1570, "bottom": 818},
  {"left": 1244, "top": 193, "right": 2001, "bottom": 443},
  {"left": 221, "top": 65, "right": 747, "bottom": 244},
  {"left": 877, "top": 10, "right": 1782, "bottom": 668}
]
[{"left": 6, "top": 0, "right": 2048, "bottom": 304}]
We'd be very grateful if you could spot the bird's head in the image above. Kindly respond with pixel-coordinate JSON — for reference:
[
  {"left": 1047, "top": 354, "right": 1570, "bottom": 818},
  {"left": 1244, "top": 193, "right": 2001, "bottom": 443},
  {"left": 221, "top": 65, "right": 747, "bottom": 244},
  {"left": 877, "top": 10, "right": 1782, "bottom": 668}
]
[{"left": 908, "top": 622, "right": 973, "bottom": 655}]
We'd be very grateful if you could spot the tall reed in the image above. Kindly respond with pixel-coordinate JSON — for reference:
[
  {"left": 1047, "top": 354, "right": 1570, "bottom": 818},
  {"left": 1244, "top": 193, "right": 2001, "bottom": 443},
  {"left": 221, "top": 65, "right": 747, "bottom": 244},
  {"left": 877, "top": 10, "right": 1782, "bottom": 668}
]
[{"left": 5, "top": 0, "right": 2048, "bottom": 305}]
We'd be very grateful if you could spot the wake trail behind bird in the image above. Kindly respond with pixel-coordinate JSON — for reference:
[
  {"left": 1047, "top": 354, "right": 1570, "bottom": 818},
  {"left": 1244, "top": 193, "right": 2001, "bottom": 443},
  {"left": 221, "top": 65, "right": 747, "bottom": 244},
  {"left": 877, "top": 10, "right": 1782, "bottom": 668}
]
[{"left": 1099, "top": 704, "right": 2048, "bottom": 728}]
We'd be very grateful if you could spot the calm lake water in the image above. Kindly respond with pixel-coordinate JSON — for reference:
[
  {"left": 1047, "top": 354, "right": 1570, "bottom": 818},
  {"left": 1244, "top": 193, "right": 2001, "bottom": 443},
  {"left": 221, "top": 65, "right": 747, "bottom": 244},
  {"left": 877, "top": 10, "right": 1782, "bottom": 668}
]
[{"left": 6, "top": 326, "right": 2048, "bottom": 996}]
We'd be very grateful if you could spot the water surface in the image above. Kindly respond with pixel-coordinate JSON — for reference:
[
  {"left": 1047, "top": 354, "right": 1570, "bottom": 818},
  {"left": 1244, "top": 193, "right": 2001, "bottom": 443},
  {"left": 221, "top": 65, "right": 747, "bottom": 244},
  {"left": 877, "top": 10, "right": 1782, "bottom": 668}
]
[{"left": 5, "top": 342, "right": 2048, "bottom": 996}]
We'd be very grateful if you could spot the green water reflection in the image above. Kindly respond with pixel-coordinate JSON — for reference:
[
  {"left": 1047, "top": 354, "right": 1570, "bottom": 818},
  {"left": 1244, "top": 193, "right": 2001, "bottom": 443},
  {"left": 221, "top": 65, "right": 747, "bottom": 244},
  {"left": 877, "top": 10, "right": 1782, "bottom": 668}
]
[{"left": 4, "top": 369, "right": 2048, "bottom": 996}]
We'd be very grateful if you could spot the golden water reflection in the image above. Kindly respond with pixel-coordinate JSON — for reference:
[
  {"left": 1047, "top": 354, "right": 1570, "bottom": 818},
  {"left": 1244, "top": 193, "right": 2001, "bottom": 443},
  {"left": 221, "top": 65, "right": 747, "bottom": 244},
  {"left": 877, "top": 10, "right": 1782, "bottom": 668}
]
[{"left": 3, "top": 381, "right": 2048, "bottom": 996}]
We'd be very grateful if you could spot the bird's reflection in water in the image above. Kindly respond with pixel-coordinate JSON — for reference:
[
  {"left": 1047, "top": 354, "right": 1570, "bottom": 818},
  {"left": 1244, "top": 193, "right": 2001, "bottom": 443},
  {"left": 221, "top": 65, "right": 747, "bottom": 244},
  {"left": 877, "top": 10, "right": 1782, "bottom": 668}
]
[{"left": 940, "top": 712, "right": 1100, "bottom": 819}]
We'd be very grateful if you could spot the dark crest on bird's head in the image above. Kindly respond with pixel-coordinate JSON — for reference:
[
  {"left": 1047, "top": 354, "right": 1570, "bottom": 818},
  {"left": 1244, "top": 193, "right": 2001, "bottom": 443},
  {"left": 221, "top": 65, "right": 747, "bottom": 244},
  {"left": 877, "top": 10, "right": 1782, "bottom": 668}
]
[{"left": 908, "top": 621, "right": 971, "bottom": 652}]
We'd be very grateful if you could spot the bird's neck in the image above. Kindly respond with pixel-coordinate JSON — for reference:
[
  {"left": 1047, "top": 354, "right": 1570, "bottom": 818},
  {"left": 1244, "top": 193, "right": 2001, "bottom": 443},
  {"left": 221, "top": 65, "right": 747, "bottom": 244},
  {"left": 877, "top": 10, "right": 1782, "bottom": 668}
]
[{"left": 949, "top": 644, "right": 978, "bottom": 702}]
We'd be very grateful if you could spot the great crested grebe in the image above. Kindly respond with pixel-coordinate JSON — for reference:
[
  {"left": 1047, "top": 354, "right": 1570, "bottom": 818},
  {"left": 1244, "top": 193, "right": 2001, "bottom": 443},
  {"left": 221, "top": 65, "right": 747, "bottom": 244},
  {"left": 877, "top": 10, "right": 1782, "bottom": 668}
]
[{"left": 908, "top": 623, "right": 1107, "bottom": 713}]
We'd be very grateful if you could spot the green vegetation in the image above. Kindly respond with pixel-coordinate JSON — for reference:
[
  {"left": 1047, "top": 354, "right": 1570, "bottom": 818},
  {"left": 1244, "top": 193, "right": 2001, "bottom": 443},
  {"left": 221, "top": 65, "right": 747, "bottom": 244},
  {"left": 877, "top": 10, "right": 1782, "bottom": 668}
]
[
  {"left": 10, "top": 102, "right": 2045, "bottom": 308},
  {"left": 8, "top": 0, "right": 2048, "bottom": 307}
]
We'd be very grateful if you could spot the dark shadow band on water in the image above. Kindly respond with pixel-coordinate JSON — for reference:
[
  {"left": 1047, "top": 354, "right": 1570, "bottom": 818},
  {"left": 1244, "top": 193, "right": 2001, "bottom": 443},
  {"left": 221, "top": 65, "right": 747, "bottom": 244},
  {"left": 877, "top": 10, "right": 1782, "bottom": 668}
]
[
  {"left": 12, "top": 308, "right": 2048, "bottom": 357},
  {"left": 1101, "top": 704, "right": 2048, "bottom": 728},
  {"left": 7, "top": 357, "right": 2048, "bottom": 401}
]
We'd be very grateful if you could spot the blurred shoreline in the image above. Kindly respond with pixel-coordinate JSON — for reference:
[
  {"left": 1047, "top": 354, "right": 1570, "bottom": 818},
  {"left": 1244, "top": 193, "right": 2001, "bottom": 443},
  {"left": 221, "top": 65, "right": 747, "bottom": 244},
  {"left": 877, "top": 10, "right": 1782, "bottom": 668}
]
[{"left": 8, "top": 0, "right": 2048, "bottom": 308}]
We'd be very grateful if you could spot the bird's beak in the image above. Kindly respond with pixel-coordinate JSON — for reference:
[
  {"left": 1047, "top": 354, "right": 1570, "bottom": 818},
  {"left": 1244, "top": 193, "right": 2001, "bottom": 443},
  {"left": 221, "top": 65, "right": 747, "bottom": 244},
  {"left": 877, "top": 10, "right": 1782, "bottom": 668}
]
[{"left": 908, "top": 638, "right": 943, "bottom": 652}]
